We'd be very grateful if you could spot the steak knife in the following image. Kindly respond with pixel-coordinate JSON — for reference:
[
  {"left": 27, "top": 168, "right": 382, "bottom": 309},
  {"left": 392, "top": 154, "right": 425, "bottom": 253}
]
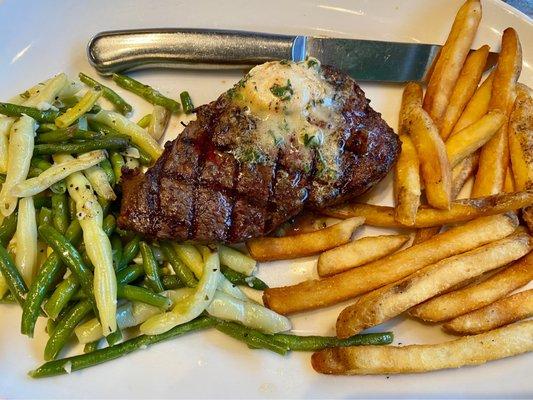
[{"left": 87, "top": 28, "right": 497, "bottom": 83}]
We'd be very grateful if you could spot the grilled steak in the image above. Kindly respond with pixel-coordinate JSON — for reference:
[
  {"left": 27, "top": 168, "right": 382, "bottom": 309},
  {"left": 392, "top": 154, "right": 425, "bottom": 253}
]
[{"left": 118, "top": 60, "right": 400, "bottom": 243}]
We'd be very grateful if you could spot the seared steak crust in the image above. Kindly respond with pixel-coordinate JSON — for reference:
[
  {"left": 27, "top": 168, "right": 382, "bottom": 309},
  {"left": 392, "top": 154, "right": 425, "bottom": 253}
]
[{"left": 118, "top": 66, "right": 400, "bottom": 243}]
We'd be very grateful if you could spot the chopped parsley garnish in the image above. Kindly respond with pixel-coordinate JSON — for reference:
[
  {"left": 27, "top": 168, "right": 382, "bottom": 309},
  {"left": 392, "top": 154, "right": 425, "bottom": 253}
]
[
  {"left": 279, "top": 60, "right": 290, "bottom": 66},
  {"left": 307, "top": 59, "right": 318, "bottom": 68},
  {"left": 303, "top": 132, "right": 323, "bottom": 148},
  {"left": 239, "top": 148, "right": 267, "bottom": 164},
  {"left": 270, "top": 80, "right": 293, "bottom": 101}
]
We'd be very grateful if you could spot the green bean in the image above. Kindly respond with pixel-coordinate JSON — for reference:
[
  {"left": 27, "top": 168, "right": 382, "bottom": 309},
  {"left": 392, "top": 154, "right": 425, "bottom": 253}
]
[
  {"left": 117, "top": 284, "right": 171, "bottom": 309},
  {"left": 55, "top": 88, "right": 102, "bottom": 128},
  {"left": 33, "top": 137, "right": 129, "bottom": 156},
  {"left": 30, "top": 316, "right": 217, "bottom": 377},
  {"left": 44, "top": 300, "right": 93, "bottom": 361},
  {"left": 37, "top": 208, "right": 53, "bottom": 227},
  {"left": 105, "top": 328, "right": 123, "bottom": 346},
  {"left": 0, "top": 102, "right": 60, "bottom": 123},
  {"left": 0, "top": 244, "right": 28, "bottom": 306},
  {"left": 137, "top": 113, "right": 151, "bottom": 128},
  {"left": 112, "top": 74, "right": 180, "bottom": 113},
  {"left": 79, "top": 73, "right": 133, "bottom": 115},
  {"left": 51, "top": 193, "right": 69, "bottom": 234},
  {"left": 84, "top": 340, "right": 100, "bottom": 353},
  {"left": 88, "top": 119, "right": 118, "bottom": 136},
  {"left": 67, "top": 197, "right": 77, "bottom": 221},
  {"left": 116, "top": 263, "right": 144, "bottom": 285},
  {"left": 215, "top": 321, "right": 288, "bottom": 355},
  {"left": 119, "top": 236, "right": 140, "bottom": 270},
  {"left": 37, "top": 127, "right": 104, "bottom": 143},
  {"left": 161, "top": 275, "right": 185, "bottom": 290},
  {"left": 0, "top": 212, "right": 17, "bottom": 246},
  {"left": 111, "top": 236, "right": 122, "bottom": 270},
  {"left": 139, "top": 242, "right": 164, "bottom": 293},
  {"left": 59, "top": 97, "right": 101, "bottom": 115},
  {"left": 180, "top": 91, "right": 194, "bottom": 114},
  {"left": 109, "top": 151, "right": 125, "bottom": 183},
  {"left": 38, "top": 225, "right": 96, "bottom": 312},
  {"left": 22, "top": 220, "right": 82, "bottom": 336},
  {"left": 221, "top": 266, "right": 268, "bottom": 290},
  {"left": 43, "top": 277, "right": 79, "bottom": 320},
  {"left": 137, "top": 147, "right": 152, "bottom": 166},
  {"left": 160, "top": 242, "right": 197, "bottom": 288},
  {"left": 33, "top": 193, "right": 52, "bottom": 209},
  {"left": 99, "top": 158, "right": 115, "bottom": 187},
  {"left": 102, "top": 214, "right": 116, "bottom": 236},
  {"left": 273, "top": 332, "right": 394, "bottom": 351},
  {"left": 37, "top": 123, "right": 57, "bottom": 132},
  {"left": 29, "top": 158, "right": 65, "bottom": 193},
  {"left": 46, "top": 318, "right": 56, "bottom": 337}
]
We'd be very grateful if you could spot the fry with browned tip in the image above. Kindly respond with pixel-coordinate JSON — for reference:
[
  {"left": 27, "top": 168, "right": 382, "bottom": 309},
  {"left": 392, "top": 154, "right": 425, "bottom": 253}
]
[
  {"left": 472, "top": 28, "right": 522, "bottom": 197},
  {"left": 323, "top": 190, "right": 533, "bottom": 228},
  {"left": 335, "top": 232, "right": 532, "bottom": 338},
  {"left": 444, "top": 289, "right": 533, "bottom": 335},
  {"left": 410, "top": 252, "right": 533, "bottom": 322},
  {"left": 312, "top": 321, "right": 533, "bottom": 375},
  {"left": 246, "top": 217, "right": 364, "bottom": 262},
  {"left": 405, "top": 91, "right": 452, "bottom": 209},
  {"left": 263, "top": 214, "right": 518, "bottom": 315},
  {"left": 423, "top": 0, "right": 482, "bottom": 125},
  {"left": 440, "top": 45, "right": 490, "bottom": 140}
]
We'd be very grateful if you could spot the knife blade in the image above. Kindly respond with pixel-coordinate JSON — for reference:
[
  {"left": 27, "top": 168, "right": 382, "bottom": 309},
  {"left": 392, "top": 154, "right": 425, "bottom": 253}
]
[{"left": 87, "top": 28, "right": 497, "bottom": 83}]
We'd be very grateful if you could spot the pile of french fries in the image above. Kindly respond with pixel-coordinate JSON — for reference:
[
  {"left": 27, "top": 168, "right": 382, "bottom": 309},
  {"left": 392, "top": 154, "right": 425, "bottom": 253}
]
[{"left": 247, "top": 0, "right": 533, "bottom": 375}]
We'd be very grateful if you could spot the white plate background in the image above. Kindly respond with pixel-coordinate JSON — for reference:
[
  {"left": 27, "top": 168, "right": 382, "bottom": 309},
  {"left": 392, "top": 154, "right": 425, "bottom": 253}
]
[{"left": 0, "top": 0, "right": 532, "bottom": 398}]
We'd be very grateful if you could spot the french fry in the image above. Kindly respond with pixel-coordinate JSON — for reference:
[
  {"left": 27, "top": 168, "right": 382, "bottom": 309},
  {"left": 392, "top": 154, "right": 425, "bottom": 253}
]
[
  {"left": 394, "top": 134, "right": 421, "bottom": 226},
  {"left": 263, "top": 214, "right": 518, "bottom": 315},
  {"left": 323, "top": 190, "right": 533, "bottom": 228},
  {"left": 444, "top": 289, "right": 533, "bottom": 335},
  {"left": 451, "top": 153, "right": 479, "bottom": 198},
  {"left": 412, "top": 227, "right": 440, "bottom": 245},
  {"left": 508, "top": 85, "right": 533, "bottom": 191},
  {"left": 317, "top": 235, "right": 410, "bottom": 277},
  {"left": 246, "top": 217, "right": 364, "bottom": 262},
  {"left": 406, "top": 103, "right": 451, "bottom": 209},
  {"left": 451, "top": 72, "right": 495, "bottom": 135},
  {"left": 440, "top": 45, "right": 490, "bottom": 140},
  {"left": 410, "top": 252, "right": 533, "bottom": 322},
  {"left": 398, "top": 82, "right": 423, "bottom": 133},
  {"left": 336, "top": 232, "right": 532, "bottom": 337},
  {"left": 504, "top": 167, "right": 515, "bottom": 193},
  {"left": 472, "top": 28, "right": 522, "bottom": 197},
  {"left": 446, "top": 110, "right": 505, "bottom": 168},
  {"left": 423, "top": 0, "right": 482, "bottom": 125},
  {"left": 312, "top": 320, "right": 533, "bottom": 375}
]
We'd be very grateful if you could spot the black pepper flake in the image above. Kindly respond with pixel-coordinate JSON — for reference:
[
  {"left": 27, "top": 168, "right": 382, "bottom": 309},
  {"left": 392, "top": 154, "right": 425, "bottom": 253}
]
[
  {"left": 75, "top": 187, "right": 79, "bottom": 191},
  {"left": 212, "top": 268, "right": 217, "bottom": 272},
  {"left": 180, "top": 121, "right": 187, "bottom": 127},
  {"left": 204, "top": 295, "right": 209, "bottom": 301},
  {"left": 85, "top": 185, "right": 90, "bottom": 190}
]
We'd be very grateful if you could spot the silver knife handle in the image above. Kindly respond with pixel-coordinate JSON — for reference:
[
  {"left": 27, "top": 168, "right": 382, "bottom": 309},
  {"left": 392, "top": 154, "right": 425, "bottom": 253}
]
[{"left": 88, "top": 28, "right": 306, "bottom": 75}]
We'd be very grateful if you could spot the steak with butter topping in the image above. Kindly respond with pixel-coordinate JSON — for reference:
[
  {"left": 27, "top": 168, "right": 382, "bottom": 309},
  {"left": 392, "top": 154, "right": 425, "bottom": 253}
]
[{"left": 118, "top": 60, "right": 400, "bottom": 243}]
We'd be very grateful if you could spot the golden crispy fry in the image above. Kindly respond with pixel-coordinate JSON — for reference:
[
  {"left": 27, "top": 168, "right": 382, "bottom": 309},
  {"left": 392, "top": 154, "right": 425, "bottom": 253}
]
[
  {"left": 263, "top": 214, "right": 518, "bottom": 315},
  {"left": 504, "top": 167, "right": 516, "bottom": 193},
  {"left": 398, "top": 82, "right": 423, "bottom": 134},
  {"left": 317, "top": 234, "right": 410, "bottom": 277},
  {"left": 246, "top": 217, "right": 363, "bottom": 262},
  {"left": 312, "top": 321, "right": 533, "bottom": 375},
  {"left": 440, "top": 45, "right": 490, "bottom": 140},
  {"left": 336, "top": 232, "right": 532, "bottom": 337},
  {"left": 412, "top": 227, "right": 441, "bottom": 245},
  {"left": 423, "top": 0, "right": 482, "bottom": 125},
  {"left": 323, "top": 190, "right": 533, "bottom": 228},
  {"left": 452, "top": 72, "right": 495, "bottom": 135},
  {"left": 444, "top": 289, "right": 533, "bottom": 335},
  {"left": 410, "top": 252, "right": 533, "bottom": 322},
  {"left": 446, "top": 110, "right": 505, "bottom": 168},
  {"left": 451, "top": 155, "right": 479, "bottom": 198},
  {"left": 473, "top": 28, "right": 522, "bottom": 197},
  {"left": 508, "top": 85, "right": 533, "bottom": 191},
  {"left": 405, "top": 103, "right": 451, "bottom": 209},
  {"left": 394, "top": 134, "right": 421, "bottom": 226}
]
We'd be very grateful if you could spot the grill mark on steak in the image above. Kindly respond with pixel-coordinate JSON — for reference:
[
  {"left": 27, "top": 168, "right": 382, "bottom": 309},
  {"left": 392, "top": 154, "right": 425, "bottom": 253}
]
[{"left": 118, "top": 64, "right": 400, "bottom": 243}]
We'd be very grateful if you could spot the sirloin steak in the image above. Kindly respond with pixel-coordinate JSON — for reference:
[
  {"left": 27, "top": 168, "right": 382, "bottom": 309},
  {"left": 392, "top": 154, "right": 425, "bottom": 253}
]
[{"left": 118, "top": 60, "right": 400, "bottom": 243}]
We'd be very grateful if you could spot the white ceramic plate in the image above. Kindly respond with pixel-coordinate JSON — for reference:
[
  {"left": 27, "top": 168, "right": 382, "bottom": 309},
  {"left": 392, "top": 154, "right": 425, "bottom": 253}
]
[{"left": 0, "top": 0, "right": 532, "bottom": 398}]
